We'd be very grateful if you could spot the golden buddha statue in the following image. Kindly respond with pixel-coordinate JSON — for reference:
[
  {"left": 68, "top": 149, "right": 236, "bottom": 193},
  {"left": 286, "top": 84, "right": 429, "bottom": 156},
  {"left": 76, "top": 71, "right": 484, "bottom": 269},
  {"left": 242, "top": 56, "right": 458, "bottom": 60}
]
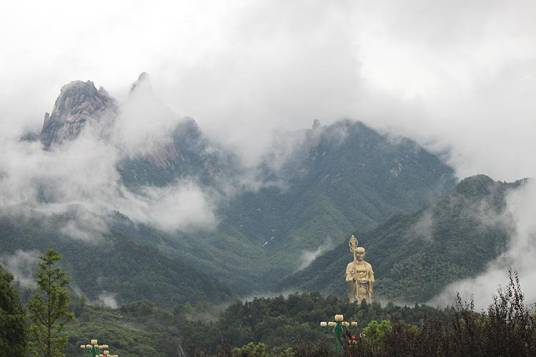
[{"left": 345, "top": 235, "right": 374, "bottom": 303}]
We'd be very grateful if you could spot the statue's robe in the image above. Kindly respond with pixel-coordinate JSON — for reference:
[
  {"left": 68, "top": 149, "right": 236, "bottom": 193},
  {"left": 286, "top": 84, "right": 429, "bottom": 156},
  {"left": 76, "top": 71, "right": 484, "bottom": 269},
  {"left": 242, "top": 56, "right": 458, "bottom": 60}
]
[{"left": 345, "top": 260, "right": 374, "bottom": 303}]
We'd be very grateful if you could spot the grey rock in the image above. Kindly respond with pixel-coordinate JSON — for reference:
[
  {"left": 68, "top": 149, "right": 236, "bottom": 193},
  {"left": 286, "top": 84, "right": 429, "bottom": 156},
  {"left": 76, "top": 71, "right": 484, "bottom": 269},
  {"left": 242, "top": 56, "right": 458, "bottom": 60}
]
[
  {"left": 40, "top": 80, "right": 117, "bottom": 148},
  {"left": 129, "top": 72, "right": 151, "bottom": 94}
]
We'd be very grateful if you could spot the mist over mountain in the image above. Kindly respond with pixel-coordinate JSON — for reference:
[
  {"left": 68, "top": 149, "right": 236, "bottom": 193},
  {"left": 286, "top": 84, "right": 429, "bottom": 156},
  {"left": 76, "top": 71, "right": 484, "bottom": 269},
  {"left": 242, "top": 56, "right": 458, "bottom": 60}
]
[
  {"left": 0, "top": 67, "right": 532, "bottom": 311},
  {"left": 279, "top": 175, "right": 524, "bottom": 303},
  {"left": 222, "top": 120, "right": 456, "bottom": 263},
  {"left": 0, "top": 75, "right": 459, "bottom": 306},
  {"left": 2, "top": 2, "right": 536, "bottom": 356}
]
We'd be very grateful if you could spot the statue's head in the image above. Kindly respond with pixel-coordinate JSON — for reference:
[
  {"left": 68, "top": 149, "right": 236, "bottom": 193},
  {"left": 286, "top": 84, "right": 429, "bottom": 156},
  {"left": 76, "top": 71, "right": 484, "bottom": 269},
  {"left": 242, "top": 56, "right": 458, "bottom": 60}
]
[{"left": 356, "top": 247, "right": 365, "bottom": 261}]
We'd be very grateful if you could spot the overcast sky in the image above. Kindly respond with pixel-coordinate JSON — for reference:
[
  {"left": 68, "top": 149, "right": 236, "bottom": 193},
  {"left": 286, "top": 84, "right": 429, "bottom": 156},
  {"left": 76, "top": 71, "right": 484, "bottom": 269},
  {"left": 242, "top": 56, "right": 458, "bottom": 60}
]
[{"left": 1, "top": 0, "right": 535, "bottom": 179}]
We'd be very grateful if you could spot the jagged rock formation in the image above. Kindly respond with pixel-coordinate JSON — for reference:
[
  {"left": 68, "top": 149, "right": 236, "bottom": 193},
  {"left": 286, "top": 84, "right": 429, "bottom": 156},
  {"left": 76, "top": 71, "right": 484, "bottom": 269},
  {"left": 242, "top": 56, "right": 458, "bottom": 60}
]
[
  {"left": 129, "top": 72, "right": 151, "bottom": 94},
  {"left": 37, "top": 73, "right": 237, "bottom": 189},
  {"left": 117, "top": 117, "right": 241, "bottom": 189},
  {"left": 40, "top": 80, "right": 117, "bottom": 148}
]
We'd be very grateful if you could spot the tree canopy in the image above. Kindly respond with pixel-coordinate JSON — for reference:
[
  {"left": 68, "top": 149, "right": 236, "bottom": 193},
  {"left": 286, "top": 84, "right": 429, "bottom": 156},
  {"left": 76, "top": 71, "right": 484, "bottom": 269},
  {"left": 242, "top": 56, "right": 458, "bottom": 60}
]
[
  {"left": 0, "top": 264, "right": 27, "bottom": 356},
  {"left": 28, "top": 249, "right": 73, "bottom": 357}
]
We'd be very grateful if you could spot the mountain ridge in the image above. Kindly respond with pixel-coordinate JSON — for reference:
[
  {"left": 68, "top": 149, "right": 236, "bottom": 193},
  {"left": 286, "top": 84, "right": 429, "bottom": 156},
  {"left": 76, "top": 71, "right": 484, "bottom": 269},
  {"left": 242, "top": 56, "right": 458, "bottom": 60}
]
[
  {"left": 278, "top": 174, "right": 524, "bottom": 302},
  {"left": 1, "top": 75, "right": 462, "bottom": 306}
]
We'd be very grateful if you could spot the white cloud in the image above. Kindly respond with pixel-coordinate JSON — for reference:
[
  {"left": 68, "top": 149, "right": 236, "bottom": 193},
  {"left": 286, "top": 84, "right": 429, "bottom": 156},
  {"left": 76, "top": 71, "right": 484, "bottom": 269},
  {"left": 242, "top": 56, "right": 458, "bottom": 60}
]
[
  {"left": 408, "top": 210, "right": 434, "bottom": 242},
  {"left": 0, "top": 250, "right": 40, "bottom": 289},
  {"left": 1, "top": 1, "right": 535, "bottom": 178},
  {"left": 431, "top": 180, "right": 536, "bottom": 307},
  {"left": 0, "top": 101, "right": 218, "bottom": 238},
  {"left": 119, "top": 180, "right": 218, "bottom": 233},
  {"left": 97, "top": 291, "right": 119, "bottom": 309},
  {"left": 112, "top": 74, "right": 182, "bottom": 156},
  {"left": 297, "top": 238, "right": 334, "bottom": 271}
]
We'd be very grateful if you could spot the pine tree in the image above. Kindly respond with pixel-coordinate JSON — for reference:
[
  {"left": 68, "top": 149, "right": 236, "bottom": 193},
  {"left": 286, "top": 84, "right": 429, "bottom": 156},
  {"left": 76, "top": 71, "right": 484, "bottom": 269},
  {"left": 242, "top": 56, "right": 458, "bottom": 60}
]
[
  {"left": 0, "top": 264, "right": 27, "bottom": 356},
  {"left": 28, "top": 249, "right": 73, "bottom": 357}
]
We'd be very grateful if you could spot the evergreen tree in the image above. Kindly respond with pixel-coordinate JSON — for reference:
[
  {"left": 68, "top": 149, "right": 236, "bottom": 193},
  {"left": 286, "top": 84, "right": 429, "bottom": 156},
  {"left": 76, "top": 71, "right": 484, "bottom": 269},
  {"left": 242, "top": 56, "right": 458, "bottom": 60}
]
[
  {"left": 28, "top": 249, "right": 73, "bottom": 357},
  {"left": 0, "top": 264, "right": 27, "bottom": 356}
]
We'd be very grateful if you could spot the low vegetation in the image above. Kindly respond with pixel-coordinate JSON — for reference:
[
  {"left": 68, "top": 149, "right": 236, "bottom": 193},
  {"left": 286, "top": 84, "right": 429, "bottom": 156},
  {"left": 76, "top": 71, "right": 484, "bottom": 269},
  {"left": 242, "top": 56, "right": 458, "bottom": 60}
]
[{"left": 178, "top": 272, "right": 535, "bottom": 356}]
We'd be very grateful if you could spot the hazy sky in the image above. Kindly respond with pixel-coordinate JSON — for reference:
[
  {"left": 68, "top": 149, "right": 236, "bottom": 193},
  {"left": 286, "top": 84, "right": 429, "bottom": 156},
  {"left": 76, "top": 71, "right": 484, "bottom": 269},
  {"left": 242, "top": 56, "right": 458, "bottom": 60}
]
[{"left": 1, "top": 0, "right": 535, "bottom": 179}]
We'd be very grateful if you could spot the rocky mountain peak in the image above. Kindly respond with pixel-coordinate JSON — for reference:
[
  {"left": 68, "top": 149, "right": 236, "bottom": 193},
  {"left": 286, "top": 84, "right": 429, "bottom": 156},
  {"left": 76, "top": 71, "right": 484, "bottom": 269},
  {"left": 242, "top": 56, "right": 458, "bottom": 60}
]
[
  {"left": 455, "top": 174, "right": 495, "bottom": 198},
  {"left": 40, "top": 80, "right": 117, "bottom": 148},
  {"left": 129, "top": 72, "right": 152, "bottom": 95},
  {"left": 49, "top": 80, "right": 115, "bottom": 123}
]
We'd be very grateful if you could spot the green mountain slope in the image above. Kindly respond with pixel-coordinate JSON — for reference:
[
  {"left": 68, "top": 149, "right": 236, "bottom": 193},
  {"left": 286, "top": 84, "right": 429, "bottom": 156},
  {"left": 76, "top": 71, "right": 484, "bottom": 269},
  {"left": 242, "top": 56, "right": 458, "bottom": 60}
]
[
  {"left": 220, "top": 120, "right": 456, "bottom": 277},
  {"left": 0, "top": 214, "right": 233, "bottom": 306},
  {"left": 279, "top": 175, "right": 524, "bottom": 302}
]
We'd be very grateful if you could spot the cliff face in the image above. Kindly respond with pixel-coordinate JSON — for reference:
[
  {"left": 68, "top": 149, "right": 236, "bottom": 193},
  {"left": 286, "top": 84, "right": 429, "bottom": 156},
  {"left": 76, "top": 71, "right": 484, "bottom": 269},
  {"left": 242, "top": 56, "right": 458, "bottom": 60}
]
[{"left": 40, "top": 80, "right": 117, "bottom": 148}]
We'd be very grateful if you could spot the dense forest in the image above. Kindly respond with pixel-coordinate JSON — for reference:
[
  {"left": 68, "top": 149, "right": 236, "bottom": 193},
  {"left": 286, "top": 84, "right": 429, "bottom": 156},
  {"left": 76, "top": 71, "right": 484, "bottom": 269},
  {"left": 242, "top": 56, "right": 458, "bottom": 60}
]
[
  {"left": 2, "top": 251, "right": 535, "bottom": 356},
  {"left": 135, "top": 271, "right": 536, "bottom": 357}
]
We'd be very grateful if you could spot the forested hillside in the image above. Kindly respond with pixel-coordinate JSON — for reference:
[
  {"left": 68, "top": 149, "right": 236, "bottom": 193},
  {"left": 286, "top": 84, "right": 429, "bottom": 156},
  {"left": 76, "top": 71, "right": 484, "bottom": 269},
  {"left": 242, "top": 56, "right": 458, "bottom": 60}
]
[
  {"left": 63, "top": 293, "right": 449, "bottom": 356},
  {"left": 222, "top": 120, "right": 456, "bottom": 274},
  {"left": 62, "top": 276, "right": 536, "bottom": 356},
  {"left": 280, "top": 175, "right": 524, "bottom": 302}
]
